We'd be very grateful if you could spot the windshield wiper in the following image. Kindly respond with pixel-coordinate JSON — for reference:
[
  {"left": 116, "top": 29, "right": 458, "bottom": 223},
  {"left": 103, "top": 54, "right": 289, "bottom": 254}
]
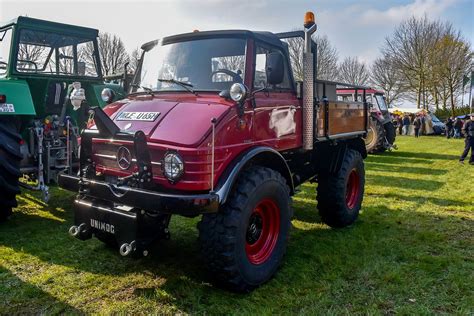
[
  {"left": 158, "top": 78, "right": 197, "bottom": 95},
  {"left": 130, "top": 84, "right": 155, "bottom": 95}
]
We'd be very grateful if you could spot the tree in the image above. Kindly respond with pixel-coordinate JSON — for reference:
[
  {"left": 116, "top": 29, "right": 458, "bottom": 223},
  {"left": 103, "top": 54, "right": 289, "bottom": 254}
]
[
  {"left": 431, "top": 29, "right": 472, "bottom": 115},
  {"left": 337, "top": 57, "right": 370, "bottom": 86},
  {"left": 84, "top": 32, "right": 130, "bottom": 76},
  {"left": 382, "top": 16, "right": 444, "bottom": 109},
  {"left": 284, "top": 33, "right": 339, "bottom": 81},
  {"left": 370, "top": 56, "right": 406, "bottom": 106},
  {"left": 128, "top": 48, "right": 141, "bottom": 74}
]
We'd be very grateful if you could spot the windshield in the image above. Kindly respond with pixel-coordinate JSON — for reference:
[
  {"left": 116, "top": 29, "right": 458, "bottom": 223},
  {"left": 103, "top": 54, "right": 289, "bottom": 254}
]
[
  {"left": 140, "top": 37, "right": 246, "bottom": 92},
  {"left": 15, "top": 29, "right": 99, "bottom": 77},
  {"left": 0, "top": 28, "right": 13, "bottom": 76},
  {"left": 374, "top": 94, "right": 388, "bottom": 111}
]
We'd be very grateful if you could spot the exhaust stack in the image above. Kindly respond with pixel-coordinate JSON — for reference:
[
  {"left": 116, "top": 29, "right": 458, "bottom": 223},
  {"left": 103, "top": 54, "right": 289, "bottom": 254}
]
[{"left": 302, "top": 12, "right": 317, "bottom": 150}]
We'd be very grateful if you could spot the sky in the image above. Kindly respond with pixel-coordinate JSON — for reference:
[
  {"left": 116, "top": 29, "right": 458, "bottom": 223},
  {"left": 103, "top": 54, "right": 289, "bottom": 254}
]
[{"left": 0, "top": 0, "right": 473, "bottom": 65}]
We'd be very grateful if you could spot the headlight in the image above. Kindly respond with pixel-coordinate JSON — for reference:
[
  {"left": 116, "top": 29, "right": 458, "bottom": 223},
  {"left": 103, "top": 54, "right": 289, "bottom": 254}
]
[
  {"left": 162, "top": 152, "right": 184, "bottom": 182},
  {"left": 229, "top": 83, "right": 247, "bottom": 102},
  {"left": 101, "top": 88, "right": 115, "bottom": 103}
]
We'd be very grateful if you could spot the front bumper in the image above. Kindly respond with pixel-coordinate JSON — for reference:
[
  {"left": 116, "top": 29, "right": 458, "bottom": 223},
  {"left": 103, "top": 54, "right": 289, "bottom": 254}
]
[{"left": 58, "top": 174, "right": 219, "bottom": 216}]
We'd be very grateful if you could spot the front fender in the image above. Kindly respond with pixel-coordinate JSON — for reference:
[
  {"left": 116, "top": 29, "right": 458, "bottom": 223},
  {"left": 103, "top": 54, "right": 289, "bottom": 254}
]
[
  {"left": 0, "top": 79, "right": 35, "bottom": 115},
  {"left": 215, "top": 146, "right": 294, "bottom": 205}
]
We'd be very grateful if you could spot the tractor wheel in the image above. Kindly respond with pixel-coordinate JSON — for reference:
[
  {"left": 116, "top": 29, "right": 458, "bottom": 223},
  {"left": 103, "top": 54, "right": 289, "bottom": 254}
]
[
  {"left": 384, "top": 122, "right": 396, "bottom": 148},
  {"left": 0, "top": 118, "right": 22, "bottom": 222},
  {"left": 365, "top": 117, "right": 386, "bottom": 154},
  {"left": 198, "top": 166, "right": 291, "bottom": 292},
  {"left": 317, "top": 149, "right": 365, "bottom": 228}
]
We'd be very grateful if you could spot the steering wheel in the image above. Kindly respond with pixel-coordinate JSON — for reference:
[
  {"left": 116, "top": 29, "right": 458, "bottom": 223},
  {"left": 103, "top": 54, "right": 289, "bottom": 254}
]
[{"left": 211, "top": 69, "right": 242, "bottom": 83}]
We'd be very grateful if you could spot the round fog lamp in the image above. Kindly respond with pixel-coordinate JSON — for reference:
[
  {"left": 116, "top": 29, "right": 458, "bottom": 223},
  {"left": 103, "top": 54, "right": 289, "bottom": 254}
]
[
  {"left": 163, "top": 152, "right": 184, "bottom": 182},
  {"left": 101, "top": 88, "right": 115, "bottom": 103},
  {"left": 230, "top": 83, "right": 247, "bottom": 102}
]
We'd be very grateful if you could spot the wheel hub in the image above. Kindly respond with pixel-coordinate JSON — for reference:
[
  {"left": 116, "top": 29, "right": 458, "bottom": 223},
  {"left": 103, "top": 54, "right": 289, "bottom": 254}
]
[
  {"left": 345, "top": 169, "right": 360, "bottom": 209},
  {"left": 246, "top": 213, "right": 263, "bottom": 245},
  {"left": 245, "top": 199, "right": 280, "bottom": 265}
]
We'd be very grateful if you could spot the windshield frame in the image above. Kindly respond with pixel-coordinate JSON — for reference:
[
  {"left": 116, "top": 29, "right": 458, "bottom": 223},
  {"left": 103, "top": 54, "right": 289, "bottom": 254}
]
[
  {"left": 136, "top": 35, "right": 251, "bottom": 94},
  {"left": 11, "top": 27, "right": 103, "bottom": 79},
  {"left": 0, "top": 26, "right": 13, "bottom": 77}
]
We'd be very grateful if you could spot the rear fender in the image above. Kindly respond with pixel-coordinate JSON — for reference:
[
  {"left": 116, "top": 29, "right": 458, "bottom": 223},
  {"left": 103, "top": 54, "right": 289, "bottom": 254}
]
[
  {"left": 215, "top": 147, "right": 294, "bottom": 204},
  {"left": 0, "top": 79, "right": 35, "bottom": 115},
  {"left": 314, "top": 137, "right": 367, "bottom": 175}
]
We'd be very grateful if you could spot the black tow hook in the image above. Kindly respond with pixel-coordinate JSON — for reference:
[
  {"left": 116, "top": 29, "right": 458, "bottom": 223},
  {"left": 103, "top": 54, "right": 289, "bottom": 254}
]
[
  {"left": 68, "top": 223, "right": 92, "bottom": 240},
  {"left": 119, "top": 241, "right": 149, "bottom": 257}
]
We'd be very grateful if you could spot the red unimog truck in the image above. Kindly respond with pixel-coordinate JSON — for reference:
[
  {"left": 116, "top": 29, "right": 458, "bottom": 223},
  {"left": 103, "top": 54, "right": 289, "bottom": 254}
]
[{"left": 59, "top": 12, "right": 369, "bottom": 291}]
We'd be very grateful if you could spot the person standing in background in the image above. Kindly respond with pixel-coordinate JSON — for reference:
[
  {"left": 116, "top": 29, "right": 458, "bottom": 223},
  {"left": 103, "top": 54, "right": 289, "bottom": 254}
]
[
  {"left": 445, "top": 117, "right": 454, "bottom": 138},
  {"left": 403, "top": 115, "right": 410, "bottom": 135},
  {"left": 413, "top": 115, "right": 421, "bottom": 138},
  {"left": 459, "top": 115, "right": 474, "bottom": 164},
  {"left": 454, "top": 117, "right": 463, "bottom": 138},
  {"left": 397, "top": 116, "right": 403, "bottom": 135}
]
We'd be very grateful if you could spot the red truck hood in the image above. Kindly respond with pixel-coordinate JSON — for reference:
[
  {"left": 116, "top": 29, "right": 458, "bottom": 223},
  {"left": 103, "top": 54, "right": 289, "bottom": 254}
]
[{"left": 105, "top": 94, "right": 231, "bottom": 147}]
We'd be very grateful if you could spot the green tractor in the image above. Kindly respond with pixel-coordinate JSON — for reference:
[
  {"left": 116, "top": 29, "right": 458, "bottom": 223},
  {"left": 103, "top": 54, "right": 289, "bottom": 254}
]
[{"left": 0, "top": 17, "right": 126, "bottom": 221}]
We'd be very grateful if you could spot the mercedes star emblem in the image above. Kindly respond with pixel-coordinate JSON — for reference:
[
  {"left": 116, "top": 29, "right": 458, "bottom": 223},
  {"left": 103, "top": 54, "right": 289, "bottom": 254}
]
[{"left": 117, "top": 146, "right": 132, "bottom": 170}]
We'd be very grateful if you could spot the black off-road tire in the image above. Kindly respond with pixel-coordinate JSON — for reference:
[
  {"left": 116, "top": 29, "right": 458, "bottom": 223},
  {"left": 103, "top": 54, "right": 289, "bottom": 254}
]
[
  {"left": 0, "top": 118, "right": 22, "bottom": 222},
  {"left": 198, "top": 166, "right": 292, "bottom": 292},
  {"left": 317, "top": 149, "right": 365, "bottom": 228},
  {"left": 365, "top": 117, "right": 386, "bottom": 154}
]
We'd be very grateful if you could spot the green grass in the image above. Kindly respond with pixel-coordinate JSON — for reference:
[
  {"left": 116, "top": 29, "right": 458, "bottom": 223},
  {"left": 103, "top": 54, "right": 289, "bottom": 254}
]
[{"left": 1, "top": 136, "right": 473, "bottom": 315}]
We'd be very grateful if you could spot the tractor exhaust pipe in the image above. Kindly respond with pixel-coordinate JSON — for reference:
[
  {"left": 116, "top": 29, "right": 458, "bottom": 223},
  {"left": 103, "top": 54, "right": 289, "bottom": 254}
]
[{"left": 302, "top": 12, "right": 317, "bottom": 151}]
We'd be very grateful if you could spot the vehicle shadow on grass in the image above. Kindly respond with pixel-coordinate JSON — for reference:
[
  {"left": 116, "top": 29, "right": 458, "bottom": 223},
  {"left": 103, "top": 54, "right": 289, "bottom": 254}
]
[
  {"left": 366, "top": 154, "right": 435, "bottom": 165},
  {"left": 367, "top": 174, "right": 444, "bottom": 191},
  {"left": 386, "top": 151, "right": 460, "bottom": 161},
  {"left": 365, "top": 162, "right": 448, "bottom": 176},
  {"left": 0, "top": 266, "right": 81, "bottom": 314}
]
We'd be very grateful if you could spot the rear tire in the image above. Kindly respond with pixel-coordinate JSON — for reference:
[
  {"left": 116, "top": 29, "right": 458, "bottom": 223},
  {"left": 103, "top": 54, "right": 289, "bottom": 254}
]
[
  {"left": 198, "top": 166, "right": 291, "bottom": 292},
  {"left": 0, "top": 118, "right": 22, "bottom": 222},
  {"left": 365, "top": 117, "right": 386, "bottom": 154},
  {"left": 317, "top": 149, "right": 365, "bottom": 228}
]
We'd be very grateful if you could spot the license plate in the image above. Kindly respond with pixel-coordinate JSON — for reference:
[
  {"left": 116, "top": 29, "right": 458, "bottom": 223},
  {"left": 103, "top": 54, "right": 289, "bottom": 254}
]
[
  {"left": 116, "top": 111, "right": 160, "bottom": 121},
  {"left": 0, "top": 103, "right": 15, "bottom": 113}
]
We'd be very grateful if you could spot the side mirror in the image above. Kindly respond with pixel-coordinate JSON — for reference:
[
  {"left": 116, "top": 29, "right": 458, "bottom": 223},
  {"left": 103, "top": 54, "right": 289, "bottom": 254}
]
[{"left": 266, "top": 52, "right": 284, "bottom": 85}]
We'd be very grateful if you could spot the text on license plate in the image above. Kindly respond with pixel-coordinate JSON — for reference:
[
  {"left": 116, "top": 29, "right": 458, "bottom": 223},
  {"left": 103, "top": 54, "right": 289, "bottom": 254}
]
[
  {"left": 116, "top": 111, "right": 160, "bottom": 121},
  {"left": 0, "top": 103, "right": 15, "bottom": 113}
]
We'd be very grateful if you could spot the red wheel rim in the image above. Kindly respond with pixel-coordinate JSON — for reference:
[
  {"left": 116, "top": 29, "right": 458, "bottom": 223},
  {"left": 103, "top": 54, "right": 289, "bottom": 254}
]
[
  {"left": 245, "top": 198, "right": 280, "bottom": 265},
  {"left": 346, "top": 169, "right": 360, "bottom": 209}
]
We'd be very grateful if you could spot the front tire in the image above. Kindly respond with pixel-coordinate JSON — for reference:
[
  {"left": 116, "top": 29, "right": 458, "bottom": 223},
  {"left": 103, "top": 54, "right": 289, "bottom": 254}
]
[
  {"left": 317, "top": 149, "right": 365, "bottom": 228},
  {"left": 0, "top": 118, "right": 22, "bottom": 222},
  {"left": 198, "top": 166, "right": 291, "bottom": 292}
]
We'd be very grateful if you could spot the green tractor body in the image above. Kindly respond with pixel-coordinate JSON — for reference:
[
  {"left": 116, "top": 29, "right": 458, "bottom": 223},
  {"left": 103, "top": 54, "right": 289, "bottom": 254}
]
[{"left": 0, "top": 16, "right": 125, "bottom": 219}]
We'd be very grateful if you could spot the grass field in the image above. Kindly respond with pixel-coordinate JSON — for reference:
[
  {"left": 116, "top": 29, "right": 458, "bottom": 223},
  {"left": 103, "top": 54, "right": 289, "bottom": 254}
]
[{"left": 1, "top": 136, "right": 473, "bottom": 314}]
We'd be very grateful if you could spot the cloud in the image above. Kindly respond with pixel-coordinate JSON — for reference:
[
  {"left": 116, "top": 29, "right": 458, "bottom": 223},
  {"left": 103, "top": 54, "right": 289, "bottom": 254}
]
[{"left": 359, "top": 0, "right": 459, "bottom": 25}]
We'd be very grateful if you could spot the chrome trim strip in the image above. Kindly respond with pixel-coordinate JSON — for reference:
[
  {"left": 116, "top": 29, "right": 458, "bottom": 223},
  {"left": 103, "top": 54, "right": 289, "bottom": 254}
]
[{"left": 95, "top": 153, "right": 116, "bottom": 159}]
